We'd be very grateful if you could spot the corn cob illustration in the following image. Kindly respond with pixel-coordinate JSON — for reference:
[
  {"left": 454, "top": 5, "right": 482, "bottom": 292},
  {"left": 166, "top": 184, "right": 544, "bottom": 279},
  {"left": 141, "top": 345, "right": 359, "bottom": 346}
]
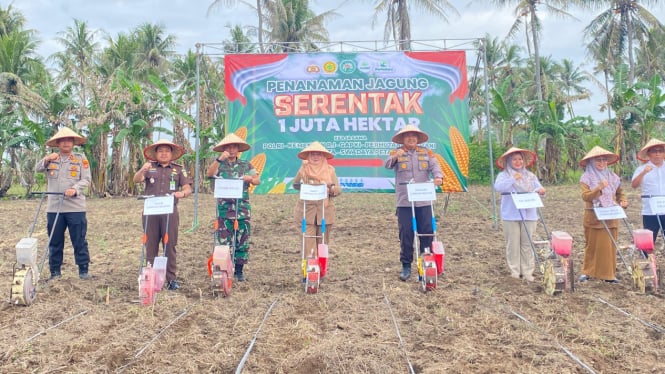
[
  {"left": 434, "top": 153, "right": 463, "bottom": 192},
  {"left": 449, "top": 126, "right": 469, "bottom": 177},
  {"left": 269, "top": 182, "right": 287, "bottom": 194},
  {"left": 235, "top": 127, "right": 248, "bottom": 158},
  {"left": 249, "top": 153, "right": 266, "bottom": 194}
]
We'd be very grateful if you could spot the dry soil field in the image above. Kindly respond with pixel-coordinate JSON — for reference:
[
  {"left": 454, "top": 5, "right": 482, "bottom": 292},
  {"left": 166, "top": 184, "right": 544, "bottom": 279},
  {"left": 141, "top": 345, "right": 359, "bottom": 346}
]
[{"left": 0, "top": 184, "right": 663, "bottom": 373}]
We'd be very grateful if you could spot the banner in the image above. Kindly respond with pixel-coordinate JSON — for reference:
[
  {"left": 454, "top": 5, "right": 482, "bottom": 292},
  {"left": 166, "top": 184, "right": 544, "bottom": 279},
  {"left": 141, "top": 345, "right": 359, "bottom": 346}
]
[{"left": 224, "top": 51, "right": 470, "bottom": 193}]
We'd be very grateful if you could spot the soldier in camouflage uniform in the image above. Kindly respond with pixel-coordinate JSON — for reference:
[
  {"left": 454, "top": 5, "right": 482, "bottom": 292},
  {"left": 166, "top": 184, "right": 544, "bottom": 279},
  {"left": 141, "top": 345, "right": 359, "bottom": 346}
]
[
  {"left": 36, "top": 128, "right": 92, "bottom": 280},
  {"left": 385, "top": 125, "right": 443, "bottom": 281},
  {"left": 206, "top": 133, "right": 261, "bottom": 281}
]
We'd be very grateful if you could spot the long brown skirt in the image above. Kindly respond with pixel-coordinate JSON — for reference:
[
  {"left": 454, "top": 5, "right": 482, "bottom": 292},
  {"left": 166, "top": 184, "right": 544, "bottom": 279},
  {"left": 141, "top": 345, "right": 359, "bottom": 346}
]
[{"left": 581, "top": 226, "right": 617, "bottom": 280}]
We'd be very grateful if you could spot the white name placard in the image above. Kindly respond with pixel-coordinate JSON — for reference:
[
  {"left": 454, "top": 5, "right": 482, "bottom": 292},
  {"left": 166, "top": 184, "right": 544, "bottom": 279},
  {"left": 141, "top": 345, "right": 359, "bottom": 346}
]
[
  {"left": 143, "top": 195, "right": 174, "bottom": 215},
  {"left": 214, "top": 178, "right": 244, "bottom": 199},
  {"left": 593, "top": 205, "right": 627, "bottom": 220},
  {"left": 300, "top": 184, "right": 328, "bottom": 201},
  {"left": 510, "top": 192, "right": 544, "bottom": 209},
  {"left": 648, "top": 196, "right": 665, "bottom": 215},
  {"left": 407, "top": 182, "right": 436, "bottom": 202}
]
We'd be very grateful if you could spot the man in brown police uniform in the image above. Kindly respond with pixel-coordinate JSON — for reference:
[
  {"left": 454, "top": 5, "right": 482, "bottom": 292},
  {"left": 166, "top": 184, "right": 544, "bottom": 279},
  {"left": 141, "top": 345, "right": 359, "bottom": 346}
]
[
  {"left": 36, "top": 127, "right": 92, "bottom": 280},
  {"left": 133, "top": 139, "right": 192, "bottom": 290}
]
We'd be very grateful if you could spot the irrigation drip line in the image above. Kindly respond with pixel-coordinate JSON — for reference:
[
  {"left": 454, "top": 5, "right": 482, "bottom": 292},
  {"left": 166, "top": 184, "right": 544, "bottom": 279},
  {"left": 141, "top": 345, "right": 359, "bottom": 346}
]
[
  {"left": 595, "top": 296, "right": 665, "bottom": 334},
  {"left": 235, "top": 298, "right": 278, "bottom": 374},
  {"left": 135, "top": 306, "right": 194, "bottom": 358},
  {"left": 116, "top": 301, "right": 199, "bottom": 373},
  {"left": 468, "top": 193, "right": 496, "bottom": 220},
  {"left": 383, "top": 294, "right": 416, "bottom": 374},
  {"left": 507, "top": 309, "right": 597, "bottom": 374},
  {"left": 26, "top": 310, "right": 89, "bottom": 342}
]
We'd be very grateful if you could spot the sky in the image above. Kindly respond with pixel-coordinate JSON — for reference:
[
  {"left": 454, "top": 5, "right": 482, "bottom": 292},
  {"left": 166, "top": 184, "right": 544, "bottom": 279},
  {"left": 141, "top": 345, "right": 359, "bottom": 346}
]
[{"left": 7, "top": 0, "right": 665, "bottom": 121}]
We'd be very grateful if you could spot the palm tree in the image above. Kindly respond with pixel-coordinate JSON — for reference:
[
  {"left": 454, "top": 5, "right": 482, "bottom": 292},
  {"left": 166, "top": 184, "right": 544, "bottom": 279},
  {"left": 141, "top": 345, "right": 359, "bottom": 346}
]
[
  {"left": 0, "top": 21, "right": 49, "bottom": 196},
  {"left": 263, "top": 0, "right": 337, "bottom": 52},
  {"left": 634, "top": 24, "right": 665, "bottom": 82},
  {"left": 553, "top": 58, "right": 591, "bottom": 117},
  {"left": 51, "top": 19, "right": 100, "bottom": 115},
  {"left": 0, "top": 3, "right": 26, "bottom": 36},
  {"left": 134, "top": 23, "right": 176, "bottom": 80},
  {"left": 584, "top": 0, "right": 663, "bottom": 84},
  {"left": 223, "top": 24, "right": 257, "bottom": 53},
  {"left": 491, "top": 0, "right": 577, "bottom": 101},
  {"left": 368, "top": 0, "right": 458, "bottom": 51},
  {"left": 208, "top": 0, "right": 268, "bottom": 53},
  {"left": 586, "top": 33, "right": 619, "bottom": 120}
]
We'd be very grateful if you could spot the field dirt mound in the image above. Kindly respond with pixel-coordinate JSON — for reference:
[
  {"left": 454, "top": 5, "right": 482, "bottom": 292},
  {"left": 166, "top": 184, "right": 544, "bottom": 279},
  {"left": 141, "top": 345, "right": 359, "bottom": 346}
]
[{"left": 0, "top": 185, "right": 663, "bottom": 373}]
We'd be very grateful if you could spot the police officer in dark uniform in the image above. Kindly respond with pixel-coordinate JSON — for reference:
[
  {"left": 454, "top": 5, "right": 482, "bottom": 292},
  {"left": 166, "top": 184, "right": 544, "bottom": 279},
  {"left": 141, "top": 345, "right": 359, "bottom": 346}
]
[
  {"left": 36, "top": 127, "right": 92, "bottom": 280},
  {"left": 133, "top": 139, "right": 192, "bottom": 290}
]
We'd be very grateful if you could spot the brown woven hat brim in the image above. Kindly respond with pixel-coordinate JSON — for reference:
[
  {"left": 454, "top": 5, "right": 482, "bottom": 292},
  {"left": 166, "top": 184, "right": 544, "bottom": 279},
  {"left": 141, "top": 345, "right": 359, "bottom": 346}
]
[
  {"left": 495, "top": 147, "right": 536, "bottom": 169},
  {"left": 298, "top": 141, "right": 333, "bottom": 160},
  {"left": 580, "top": 146, "right": 619, "bottom": 167},
  {"left": 391, "top": 125, "right": 429, "bottom": 144},
  {"left": 143, "top": 140, "right": 185, "bottom": 161},
  {"left": 637, "top": 138, "right": 665, "bottom": 161},
  {"left": 213, "top": 133, "right": 251, "bottom": 152},
  {"left": 45, "top": 127, "right": 86, "bottom": 147}
]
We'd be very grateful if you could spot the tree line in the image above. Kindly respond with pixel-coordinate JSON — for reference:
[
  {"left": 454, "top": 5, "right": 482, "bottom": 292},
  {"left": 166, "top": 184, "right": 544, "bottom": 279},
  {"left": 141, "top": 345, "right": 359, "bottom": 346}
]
[{"left": 1, "top": 1, "right": 664, "bottom": 197}]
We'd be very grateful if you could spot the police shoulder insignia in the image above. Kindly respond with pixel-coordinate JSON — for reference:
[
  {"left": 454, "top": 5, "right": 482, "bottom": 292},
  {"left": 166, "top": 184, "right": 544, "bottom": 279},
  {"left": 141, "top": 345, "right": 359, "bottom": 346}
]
[{"left": 82, "top": 159, "right": 89, "bottom": 169}]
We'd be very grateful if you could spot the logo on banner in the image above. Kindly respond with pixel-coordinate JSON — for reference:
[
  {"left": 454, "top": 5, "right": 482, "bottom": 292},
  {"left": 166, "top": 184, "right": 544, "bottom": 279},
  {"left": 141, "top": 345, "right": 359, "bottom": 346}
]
[
  {"left": 339, "top": 60, "right": 356, "bottom": 74},
  {"left": 323, "top": 61, "right": 337, "bottom": 73},
  {"left": 375, "top": 60, "right": 393, "bottom": 73}
]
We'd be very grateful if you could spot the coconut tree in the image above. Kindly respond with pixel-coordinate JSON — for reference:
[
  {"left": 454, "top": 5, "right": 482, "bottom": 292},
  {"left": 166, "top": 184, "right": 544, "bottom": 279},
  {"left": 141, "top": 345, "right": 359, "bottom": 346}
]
[
  {"left": 0, "top": 3, "right": 25, "bottom": 36},
  {"left": 634, "top": 26, "right": 665, "bottom": 82},
  {"left": 368, "top": 0, "right": 458, "bottom": 51},
  {"left": 223, "top": 24, "right": 257, "bottom": 53},
  {"left": 585, "top": 33, "right": 620, "bottom": 120},
  {"left": 0, "top": 25, "right": 48, "bottom": 196},
  {"left": 134, "top": 23, "right": 176, "bottom": 80},
  {"left": 262, "top": 0, "right": 337, "bottom": 52},
  {"left": 208, "top": 0, "right": 268, "bottom": 53},
  {"left": 491, "top": 0, "right": 577, "bottom": 101},
  {"left": 50, "top": 19, "right": 100, "bottom": 109},
  {"left": 584, "top": 0, "right": 663, "bottom": 84},
  {"left": 553, "top": 58, "right": 591, "bottom": 118}
]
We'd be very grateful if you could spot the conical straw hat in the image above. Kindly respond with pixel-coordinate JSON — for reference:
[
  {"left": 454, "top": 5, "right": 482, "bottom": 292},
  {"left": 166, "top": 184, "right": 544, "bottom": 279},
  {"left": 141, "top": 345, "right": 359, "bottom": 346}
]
[
  {"left": 298, "top": 141, "right": 333, "bottom": 160},
  {"left": 579, "top": 146, "right": 619, "bottom": 167},
  {"left": 637, "top": 138, "right": 665, "bottom": 161},
  {"left": 46, "top": 127, "right": 86, "bottom": 147},
  {"left": 143, "top": 139, "right": 185, "bottom": 161},
  {"left": 495, "top": 147, "right": 536, "bottom": 169},
  {"left": 391, "top": 125, "right": 428, "bottom": 144},
  {"left": 213, "top": 133, "right": 250, "bottom": 152}
]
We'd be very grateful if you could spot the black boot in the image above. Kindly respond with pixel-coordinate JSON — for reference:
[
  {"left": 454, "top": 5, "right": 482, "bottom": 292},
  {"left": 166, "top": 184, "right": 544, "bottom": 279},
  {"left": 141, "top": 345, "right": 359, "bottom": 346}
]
[
  {"left": 399, "top": 263, "right": 411, "bottom": 281},
  {"left": 79, "top": 264, "right": 91, "bottom": 280},
  {"left": 49, "top": 268, "right": 62, "bottom": 280},
  {"left": 235, "top": 264, "right": 245, "bottom": 282}
]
